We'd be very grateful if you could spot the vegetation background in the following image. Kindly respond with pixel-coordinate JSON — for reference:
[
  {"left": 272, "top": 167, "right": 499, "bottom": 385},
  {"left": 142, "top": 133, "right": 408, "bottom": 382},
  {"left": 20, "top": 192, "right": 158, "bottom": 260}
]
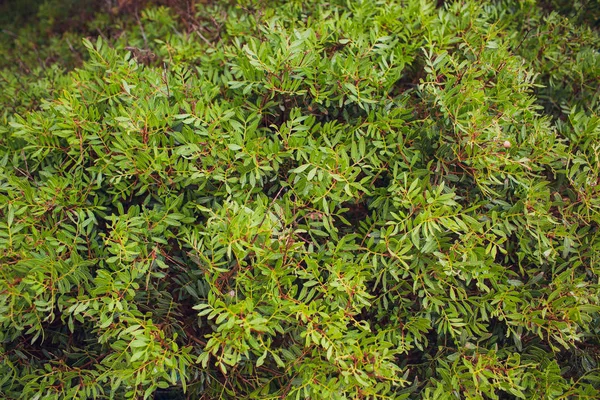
[{"left": 1, "top": 0, "right": 599, "bottom": 398}]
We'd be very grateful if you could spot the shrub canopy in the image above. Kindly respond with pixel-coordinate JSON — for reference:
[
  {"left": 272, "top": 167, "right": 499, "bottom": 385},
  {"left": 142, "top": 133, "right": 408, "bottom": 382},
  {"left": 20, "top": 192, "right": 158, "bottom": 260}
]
[{"left": 1, "top": 0, "right": 599, "bottom": 398}]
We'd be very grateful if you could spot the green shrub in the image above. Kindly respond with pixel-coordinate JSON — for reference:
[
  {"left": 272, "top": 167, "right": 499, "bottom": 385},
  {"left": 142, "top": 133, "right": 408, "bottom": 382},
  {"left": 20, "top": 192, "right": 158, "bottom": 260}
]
[{"left": 1, "top": 0, "right": 599, "bottom": 398}]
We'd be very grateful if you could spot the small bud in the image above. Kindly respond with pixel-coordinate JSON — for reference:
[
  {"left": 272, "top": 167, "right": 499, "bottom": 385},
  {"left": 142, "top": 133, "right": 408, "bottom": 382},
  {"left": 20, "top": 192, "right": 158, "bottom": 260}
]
[{"left": 503, "top": 140, "right": 511, "bottom": 148}]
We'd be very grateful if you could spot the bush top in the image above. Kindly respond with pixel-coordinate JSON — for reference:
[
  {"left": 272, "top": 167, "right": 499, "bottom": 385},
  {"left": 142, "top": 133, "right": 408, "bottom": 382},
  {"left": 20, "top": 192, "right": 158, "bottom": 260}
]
[{"left": 1, "top": 1, "right": 599, "bottom": 399}]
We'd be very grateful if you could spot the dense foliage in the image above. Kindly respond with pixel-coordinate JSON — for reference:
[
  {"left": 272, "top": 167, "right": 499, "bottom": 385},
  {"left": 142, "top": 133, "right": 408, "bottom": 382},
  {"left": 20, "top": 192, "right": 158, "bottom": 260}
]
[{"left": 1, "top": 0, "right": 599, "bottom": 398}]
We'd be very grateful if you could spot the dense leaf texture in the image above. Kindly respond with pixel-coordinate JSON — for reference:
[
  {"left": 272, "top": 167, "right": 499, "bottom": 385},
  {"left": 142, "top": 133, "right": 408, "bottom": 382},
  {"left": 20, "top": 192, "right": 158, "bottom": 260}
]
[{"left": 1, "top": 0, "right": 599, "bottom": 398}]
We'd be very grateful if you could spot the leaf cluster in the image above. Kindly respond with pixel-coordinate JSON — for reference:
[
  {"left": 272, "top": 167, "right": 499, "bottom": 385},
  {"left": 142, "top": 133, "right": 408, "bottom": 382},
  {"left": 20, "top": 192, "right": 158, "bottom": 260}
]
[{"left": 1, "top": 0, "right": 599, "bottom": 399}]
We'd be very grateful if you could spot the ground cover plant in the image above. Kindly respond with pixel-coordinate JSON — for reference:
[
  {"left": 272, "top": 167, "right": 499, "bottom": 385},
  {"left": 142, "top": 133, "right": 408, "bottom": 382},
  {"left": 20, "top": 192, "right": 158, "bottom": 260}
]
[{"left": 1, "top": 0, "right": 599, "bottom": 398}]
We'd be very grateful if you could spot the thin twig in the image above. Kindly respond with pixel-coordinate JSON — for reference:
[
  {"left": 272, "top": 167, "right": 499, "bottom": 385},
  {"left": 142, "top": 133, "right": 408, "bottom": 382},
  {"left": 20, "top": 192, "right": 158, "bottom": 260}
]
[
  {"left": 194, "top": 29, "right": 214, "bottom": 48},
  {"left": 1, "top": 29, "right": 18, "bottom": 38},
  {"left": 135, "top": 9, "right": 148, "bottom": 49},
  {"left": 163, "top": 62, "right": 170, "bottom": 98}
]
